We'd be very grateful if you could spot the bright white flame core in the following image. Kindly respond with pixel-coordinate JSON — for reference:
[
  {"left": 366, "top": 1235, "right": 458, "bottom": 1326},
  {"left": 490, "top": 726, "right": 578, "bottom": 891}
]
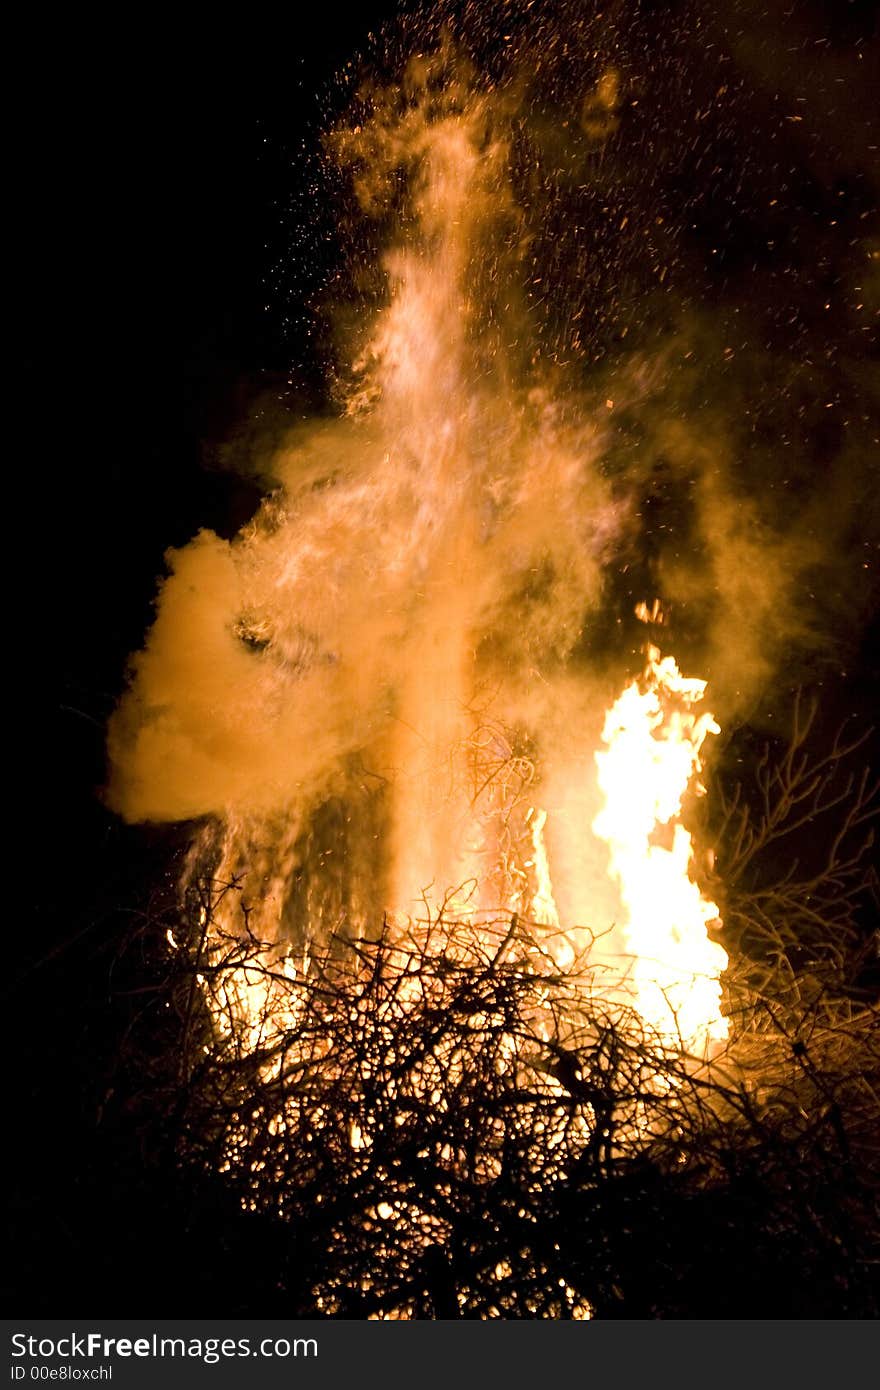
[{"left": 592, "top": 643, "right": 728, "bottom": 1050}]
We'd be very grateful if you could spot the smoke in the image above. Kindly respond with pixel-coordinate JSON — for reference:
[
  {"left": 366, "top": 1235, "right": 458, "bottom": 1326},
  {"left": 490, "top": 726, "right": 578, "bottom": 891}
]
[{"left": 107, "top": 5, "right": 879, "bottom": 943}]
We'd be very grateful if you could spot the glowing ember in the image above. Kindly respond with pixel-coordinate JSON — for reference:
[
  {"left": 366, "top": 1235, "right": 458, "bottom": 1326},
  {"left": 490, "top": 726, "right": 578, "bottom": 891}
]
[{"left": 592, "top": 642, "right": 728, "bottom": 1051}]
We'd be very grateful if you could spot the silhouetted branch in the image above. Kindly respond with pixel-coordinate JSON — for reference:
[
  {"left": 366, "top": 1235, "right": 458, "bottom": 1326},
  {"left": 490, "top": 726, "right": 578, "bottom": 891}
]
[{"left": 104, "top": 699, "right": 880, "bottom": 1317}]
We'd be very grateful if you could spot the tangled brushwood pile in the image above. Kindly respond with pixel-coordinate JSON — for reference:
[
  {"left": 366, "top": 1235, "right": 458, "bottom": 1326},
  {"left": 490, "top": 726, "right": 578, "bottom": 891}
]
[{"left": 114, "top": 709, "right": 879, "bottom": 1319}]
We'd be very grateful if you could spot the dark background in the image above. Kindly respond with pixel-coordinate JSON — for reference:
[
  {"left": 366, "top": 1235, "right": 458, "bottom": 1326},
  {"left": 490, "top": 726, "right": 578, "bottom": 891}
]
[
  {"left": 15, "top": 5, "right": 410, "bottom": 1312},
  {"left": 11, "top": 0, "right": 878, "bottom": 1313}
]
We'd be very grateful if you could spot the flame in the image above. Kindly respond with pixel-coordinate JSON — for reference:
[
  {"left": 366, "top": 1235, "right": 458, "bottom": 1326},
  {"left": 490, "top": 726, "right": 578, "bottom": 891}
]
[
  {"left": 189, "top": 633, "right": 728, "bottom": 1061},
  {"left": 592, "top": 642, "right": 728, "bottom": 1051},
  {"left": 172, "top": 629, "right": 726, "bottom": 1326},
  {"left": 117, "top": 49, "right": 734, "bottom": 1317}
]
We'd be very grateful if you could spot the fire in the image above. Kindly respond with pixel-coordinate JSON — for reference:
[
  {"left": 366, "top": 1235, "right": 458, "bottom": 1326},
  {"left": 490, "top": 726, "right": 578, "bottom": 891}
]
[
  {"left": 592, "top": 642, "right": 728, "bottom": 1051},
  {"left": 89, "top": 4, "right": 880, "bottom": 1319},
  {"left": 188, "top": 632, "right": 728, "bottom": 1062},
  {"left": 113, "top": 48, "right": 734, "bottom": 1306}
]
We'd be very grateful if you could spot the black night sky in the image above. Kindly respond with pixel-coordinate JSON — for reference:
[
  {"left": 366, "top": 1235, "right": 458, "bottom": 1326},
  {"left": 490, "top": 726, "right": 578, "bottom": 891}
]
[{"left": 11, "top": 0, "right": 879, "bottom": 1317}]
